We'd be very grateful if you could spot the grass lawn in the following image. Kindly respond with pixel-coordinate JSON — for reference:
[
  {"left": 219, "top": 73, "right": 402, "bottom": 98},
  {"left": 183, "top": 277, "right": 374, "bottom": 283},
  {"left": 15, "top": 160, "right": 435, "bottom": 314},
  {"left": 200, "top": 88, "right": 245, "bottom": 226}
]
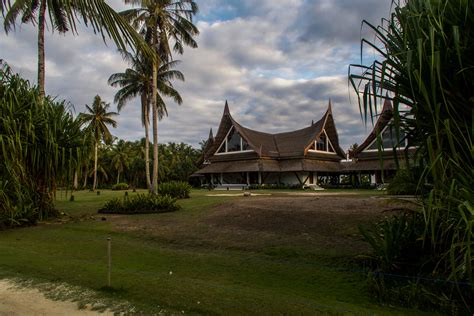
[{"left": 0, "top": 189, "right": 430, "bottom": 315}]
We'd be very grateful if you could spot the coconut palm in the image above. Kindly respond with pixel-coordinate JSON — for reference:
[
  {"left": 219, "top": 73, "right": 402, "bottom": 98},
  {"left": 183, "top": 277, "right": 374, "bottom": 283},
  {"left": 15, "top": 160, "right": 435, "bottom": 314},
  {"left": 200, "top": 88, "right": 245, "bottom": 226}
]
[
  {"left": 79, "top": 95, "right": 118, "bottom": 191},
  {"left": 120, "top": 0, "right": 199, "bottom": 194},
  {"left": 108, "top": 51, "right": 184, "bottom": 190},
  {"left": 2, "top": 0, "right": 153, "bottom": 99},
  {"left": 111, "top": 140, "right": 131, "bottom": 184}
]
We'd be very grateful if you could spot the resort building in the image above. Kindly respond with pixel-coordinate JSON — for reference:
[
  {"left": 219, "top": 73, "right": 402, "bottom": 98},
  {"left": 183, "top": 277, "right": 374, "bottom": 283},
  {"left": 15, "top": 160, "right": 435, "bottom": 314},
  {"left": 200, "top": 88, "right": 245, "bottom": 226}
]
[
  {"left": 195, "top": 100, "right": 410, "bottom": 187},
  {"left": 348, "top": 98, "right": 414, "bottom": 184}
]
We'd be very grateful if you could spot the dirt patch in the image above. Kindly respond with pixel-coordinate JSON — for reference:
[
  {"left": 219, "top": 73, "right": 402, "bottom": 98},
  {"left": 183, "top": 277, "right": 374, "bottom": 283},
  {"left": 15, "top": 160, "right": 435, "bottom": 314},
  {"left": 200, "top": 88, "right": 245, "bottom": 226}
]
[
  {"left": 206, "top": 196, "right": 378, "bottom": 234},
  {"left": 110, "top": 195, "right": 415, "bottom": 257},
  {"left": 0, "top": 279, "right": 112, "bottom": 316}
]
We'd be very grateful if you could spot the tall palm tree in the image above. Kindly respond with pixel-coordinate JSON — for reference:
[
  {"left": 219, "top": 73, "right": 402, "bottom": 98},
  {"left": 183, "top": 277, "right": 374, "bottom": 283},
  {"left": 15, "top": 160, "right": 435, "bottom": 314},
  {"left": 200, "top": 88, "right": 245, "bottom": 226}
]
[
  {"left": 108, "top": 51, "right": 183, "bottom": 190},
  {"left": 121, "top": 0, "right": 199, "bottom": 194},
  {"left": 2, "top": 0, "right": 154, "bottom": 100},
  {"left": 79, "top": 95, "right": 117, "bottom": 191}
]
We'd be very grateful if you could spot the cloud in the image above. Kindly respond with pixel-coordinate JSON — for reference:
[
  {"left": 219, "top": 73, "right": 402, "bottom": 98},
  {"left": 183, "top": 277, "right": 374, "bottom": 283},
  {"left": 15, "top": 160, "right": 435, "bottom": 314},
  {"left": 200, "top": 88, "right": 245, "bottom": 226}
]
[{"left": 0, "top": 0, "right": 391, "bottom": 152}]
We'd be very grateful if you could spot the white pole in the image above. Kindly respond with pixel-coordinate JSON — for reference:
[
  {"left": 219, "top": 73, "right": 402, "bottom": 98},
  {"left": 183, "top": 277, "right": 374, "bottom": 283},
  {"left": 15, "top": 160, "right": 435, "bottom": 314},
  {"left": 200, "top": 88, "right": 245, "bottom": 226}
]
[{"left": 107, "top": 237, "right": 111, "bottom": 287}]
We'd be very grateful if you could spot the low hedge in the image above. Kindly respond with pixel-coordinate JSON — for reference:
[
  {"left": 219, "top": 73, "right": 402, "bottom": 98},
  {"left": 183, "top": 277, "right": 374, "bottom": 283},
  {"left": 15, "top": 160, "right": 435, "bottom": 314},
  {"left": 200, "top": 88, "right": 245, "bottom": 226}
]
[
  {"left": 158, "top": 181, "right": 191, "bottom": 199},
  {"left": 98, "top": 194, "right": 180, "bottom": 214},
  {"left": 112, "top": 183, "right": 129, "bottom": 190}
]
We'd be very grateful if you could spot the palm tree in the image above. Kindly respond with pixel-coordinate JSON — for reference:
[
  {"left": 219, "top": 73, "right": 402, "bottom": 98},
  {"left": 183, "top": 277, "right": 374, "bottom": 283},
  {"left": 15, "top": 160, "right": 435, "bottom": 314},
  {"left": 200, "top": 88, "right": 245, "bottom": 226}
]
[
  {"left": 121, "top": 0, "right": 199, "bottom": 194},
  {"left": 79, "top": 95, "right": 118, "bottom": 191},
  {"left": 108, "top": 51, "right": 184, "bottom": 190},
  {"left": 2, "top": 0, "right": 154, "bottom": 100},
  {"left": 111, "top": 140, "right": 131, "bottom": 184}
]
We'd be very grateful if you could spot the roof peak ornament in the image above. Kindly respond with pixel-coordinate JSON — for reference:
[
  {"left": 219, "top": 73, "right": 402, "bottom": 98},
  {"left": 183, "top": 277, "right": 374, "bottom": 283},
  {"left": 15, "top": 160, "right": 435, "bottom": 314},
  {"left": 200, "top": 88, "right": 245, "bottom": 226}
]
[{"left": 224, "top": 100, "right": 230, "bottom": 115}]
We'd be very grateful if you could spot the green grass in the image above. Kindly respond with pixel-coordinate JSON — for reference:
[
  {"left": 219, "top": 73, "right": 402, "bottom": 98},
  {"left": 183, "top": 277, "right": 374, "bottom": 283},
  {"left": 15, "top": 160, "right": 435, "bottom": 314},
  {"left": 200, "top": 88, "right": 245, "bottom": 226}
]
[{"left": 0, "top": 189, "right": 432, "bottom": 315}]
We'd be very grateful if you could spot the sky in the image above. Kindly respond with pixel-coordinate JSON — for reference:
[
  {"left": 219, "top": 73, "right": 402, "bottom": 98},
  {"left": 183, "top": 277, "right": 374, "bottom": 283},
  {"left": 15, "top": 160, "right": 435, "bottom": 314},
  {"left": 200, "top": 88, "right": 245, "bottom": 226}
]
[{"left": 0, "top": 0, "right": 393, "bottom": 151}]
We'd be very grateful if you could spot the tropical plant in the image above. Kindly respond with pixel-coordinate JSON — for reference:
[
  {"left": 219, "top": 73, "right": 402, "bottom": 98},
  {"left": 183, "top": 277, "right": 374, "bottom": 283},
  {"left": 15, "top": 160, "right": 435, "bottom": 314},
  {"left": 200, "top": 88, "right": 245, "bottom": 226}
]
[
  {"left": 158, "top": 142, "right": 200, "bottom": 181},
  {"left": 121, "top": 0, "right": 199, "bottom": 194},
  {"left": 98, "top": 193, "right": 179, "bottom": 214},
  {"left": 108, "top": 51, "right": 184, "bottom": 190},
  {"left": 349, "top": 0, "right": 473, "bottom": 309},
  {"left": 386, "top": 169, "right": 417, "bottom": 195},
  {"left": 158, "top": 181, "right": 191, "bottom": 199},
  {"left": 111, "top": 139, "right": 131, "bottom": 184},
  {"left": 79, "top": 95, "right": 118, "bottom": 191},
  {"left": 112, "top": 183, "right": 129, "bottom": 190},
  {"left": 0, "top": 61, "right": 85, "bottom": 227},
  {"left": 1, "top": 0, "right": 154, "bottom": 99}
]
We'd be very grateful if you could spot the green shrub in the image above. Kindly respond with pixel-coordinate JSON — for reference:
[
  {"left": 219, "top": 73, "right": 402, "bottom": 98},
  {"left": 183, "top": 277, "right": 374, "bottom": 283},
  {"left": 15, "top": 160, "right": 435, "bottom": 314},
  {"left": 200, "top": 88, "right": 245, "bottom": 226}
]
[
  {"left": 111, "top": 183, "right": 129, "bottom": 191},
  {"left": 359, "top": 213, "right": 425, "bottom": 273},
  {"left": 98, "top": 194, "right": 180, "bottom": 214},
  {"left": 366, "top": 274, "right": 471, "bottom": 315},
  {"left": 157, "top": 181, "right": 191, "bottom": 199},
  {"left": 0, "top": 62, "right": 84, "bottom": 228},
  {"left": 387, "top": 169, "right": 417, "bottom": 195}
]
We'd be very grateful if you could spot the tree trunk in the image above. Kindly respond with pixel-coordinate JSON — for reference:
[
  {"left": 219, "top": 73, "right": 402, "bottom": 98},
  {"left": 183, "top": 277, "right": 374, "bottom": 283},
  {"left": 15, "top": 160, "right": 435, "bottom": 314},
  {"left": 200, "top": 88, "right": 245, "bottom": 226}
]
[
  {"left": 151, "top": 32, "right": 159, "bottom": 195},
  {"left": 117, "top": 170, "right": 120, "bottom": 184},
  {"left": 93, "top": 142, "right": 98, "bottom": 191},
  {"left": 73, "top": 170, "right": 78, "bottom": 190},
  {"left": 82, "top": 167, "right": 88, "bottom": 189},
  {"left": 142, "top": 93, "right": 152, "bottom": 191},
  {"left": 37, "top": 0, "right": 46, "bottom": 100}
]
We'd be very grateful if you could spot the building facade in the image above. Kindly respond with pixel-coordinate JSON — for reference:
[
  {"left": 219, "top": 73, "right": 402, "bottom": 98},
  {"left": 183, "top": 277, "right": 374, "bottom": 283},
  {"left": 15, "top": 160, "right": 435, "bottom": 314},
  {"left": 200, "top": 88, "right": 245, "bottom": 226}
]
[{"left": 195, "top": 100, "right": 410, "bottom": 187}]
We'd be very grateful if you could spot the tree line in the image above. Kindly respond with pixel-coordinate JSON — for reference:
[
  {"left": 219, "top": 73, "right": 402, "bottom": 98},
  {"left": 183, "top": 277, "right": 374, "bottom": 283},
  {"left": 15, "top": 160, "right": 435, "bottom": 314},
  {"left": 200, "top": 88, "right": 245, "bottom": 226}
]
[{"left": 77, "top": 135, "right": 201, "bottom": 190}]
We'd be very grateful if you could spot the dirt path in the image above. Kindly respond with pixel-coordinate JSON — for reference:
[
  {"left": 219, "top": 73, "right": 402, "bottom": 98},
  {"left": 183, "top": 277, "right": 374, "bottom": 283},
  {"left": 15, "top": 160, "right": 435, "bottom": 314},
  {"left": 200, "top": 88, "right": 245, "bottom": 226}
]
[{"left": 0, "top": 280, "right": 111, "bottom": 316}]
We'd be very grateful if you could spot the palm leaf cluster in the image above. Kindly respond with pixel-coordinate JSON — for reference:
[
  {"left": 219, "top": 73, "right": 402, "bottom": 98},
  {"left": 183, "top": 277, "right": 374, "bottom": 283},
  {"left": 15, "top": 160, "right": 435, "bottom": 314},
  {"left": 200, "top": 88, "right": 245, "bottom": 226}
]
[
  {"left": 349, "top": 0, "right": 473, "bottom": 303},
  {"left": 1, "top": 0, "right": 155, "bottom": 98},
  {"left": 78, "top": 95, "right": 117, "bottom": 191},
  {"left": 0, "top": 61, "right": 86, "bottom": 227}
]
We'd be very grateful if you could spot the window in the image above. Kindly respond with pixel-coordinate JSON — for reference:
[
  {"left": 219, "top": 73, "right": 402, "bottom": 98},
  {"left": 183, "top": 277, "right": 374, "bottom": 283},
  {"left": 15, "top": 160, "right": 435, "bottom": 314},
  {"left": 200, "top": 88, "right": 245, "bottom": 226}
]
[
  {"left": 216, "top": 127, "right": 253, "bottom": 154},
  {"left": 367, "top": 125, "right": 407, "bottom": 150},
  {"left": 316, "top": 135, "right": 327, "bottom": 151},
  {"left": 309, "top": 130, "right": 335, "bottom": 153}
]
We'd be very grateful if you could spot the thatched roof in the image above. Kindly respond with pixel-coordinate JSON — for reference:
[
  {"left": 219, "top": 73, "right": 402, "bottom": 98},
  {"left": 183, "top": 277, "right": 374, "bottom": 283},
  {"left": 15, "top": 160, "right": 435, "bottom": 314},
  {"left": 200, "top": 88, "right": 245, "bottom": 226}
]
[
  {"left": 350, "top": 98, "right": 393, "bottom": 158},
  {"left": 197, "top": 158, "right": 344, "bottom": 174},
  {"left": 201, "top": 100, "right": 346, "bottom": 162}
]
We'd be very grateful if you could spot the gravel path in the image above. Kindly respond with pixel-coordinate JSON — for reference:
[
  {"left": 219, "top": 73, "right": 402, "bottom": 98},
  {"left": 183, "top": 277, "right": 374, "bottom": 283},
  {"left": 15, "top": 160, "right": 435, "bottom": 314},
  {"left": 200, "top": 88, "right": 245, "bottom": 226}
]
[{"left": 0, "top": 280, "right": 111, "bottom": 316}]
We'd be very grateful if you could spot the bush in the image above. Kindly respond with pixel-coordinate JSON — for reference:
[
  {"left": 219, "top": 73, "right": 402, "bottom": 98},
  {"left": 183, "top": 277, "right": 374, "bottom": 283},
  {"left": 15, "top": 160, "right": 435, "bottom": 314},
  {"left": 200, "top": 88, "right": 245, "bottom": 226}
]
[
  {"left": 157, "top": 181, "right": 191, "bottom": 199},
  {"left": 359, "top": 213, "right": 425, "bottom": 273},
  {"left": 366, "top": 273, "right": 472, "bottom": 315},
  {"left": 98, "top": 194, "right": 180, "bottom": 214},
  {"left": 359, "top": 213, "right": 474, "bottom": 314},
  {"left": 387, "top": 169, "right": 417, "bottom": 195},
  {"left": 111, "top": 183, "right": 129, "bottom": 191},
  {"left": 0, "top": 62, "right": 84, "bottom": 228}
]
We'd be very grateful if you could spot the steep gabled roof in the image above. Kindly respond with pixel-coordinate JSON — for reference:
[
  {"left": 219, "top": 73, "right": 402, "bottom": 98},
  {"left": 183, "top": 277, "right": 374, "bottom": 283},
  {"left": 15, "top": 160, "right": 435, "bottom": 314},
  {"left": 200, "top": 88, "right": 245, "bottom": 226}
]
[
  {"left": 202, "top": 100, "right": 346, "bottom": 160},
  {"left": 350, "top": 98, "right": 394, "bottom": 158}
]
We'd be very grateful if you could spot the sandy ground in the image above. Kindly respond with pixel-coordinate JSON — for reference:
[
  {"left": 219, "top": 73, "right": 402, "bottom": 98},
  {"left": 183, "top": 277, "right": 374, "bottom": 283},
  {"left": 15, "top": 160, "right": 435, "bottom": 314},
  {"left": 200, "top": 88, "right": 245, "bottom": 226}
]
[{"left": 0, "top": 280, "right": 111, "bottom": 316}]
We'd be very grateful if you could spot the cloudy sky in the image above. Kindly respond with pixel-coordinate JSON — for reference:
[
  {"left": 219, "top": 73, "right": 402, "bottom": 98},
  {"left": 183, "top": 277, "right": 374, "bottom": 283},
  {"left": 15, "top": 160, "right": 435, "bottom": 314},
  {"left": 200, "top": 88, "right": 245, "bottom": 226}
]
[{"left": 1, "top": 0, "right": 392, "bottom": 151}]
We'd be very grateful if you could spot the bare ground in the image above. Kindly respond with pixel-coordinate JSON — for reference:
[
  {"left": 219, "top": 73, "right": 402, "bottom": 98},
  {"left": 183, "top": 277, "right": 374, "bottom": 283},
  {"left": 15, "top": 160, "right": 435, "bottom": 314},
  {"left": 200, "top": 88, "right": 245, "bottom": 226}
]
[
  {"left": 0, "top": 280, "right": 111, "bottom": 316},
  {"left": 111, "top": 195, "right": 415, "bottom": 257}
]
